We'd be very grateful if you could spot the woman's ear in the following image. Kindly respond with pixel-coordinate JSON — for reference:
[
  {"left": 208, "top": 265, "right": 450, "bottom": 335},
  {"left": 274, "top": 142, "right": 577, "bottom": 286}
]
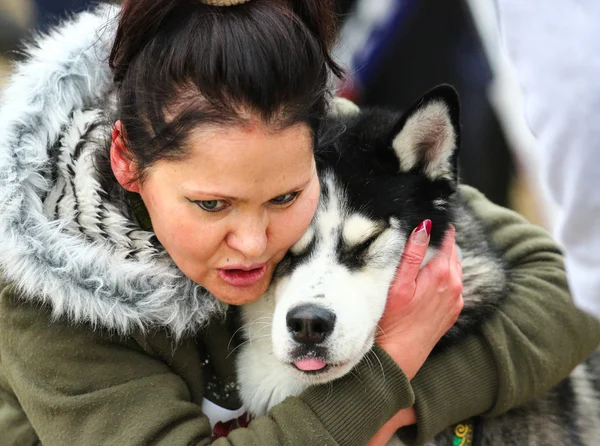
[{"left": 110, "top": 120, "right": 140, "bottom": 193}]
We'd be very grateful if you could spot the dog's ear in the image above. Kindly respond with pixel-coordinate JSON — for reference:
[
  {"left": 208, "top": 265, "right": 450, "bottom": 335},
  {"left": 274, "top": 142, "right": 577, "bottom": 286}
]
[
  {"left": 390, "top": 85, "right": 460, "bottom": 181},
  {"left": 328, "top": 96, "right": 360, "bottom": 117}
]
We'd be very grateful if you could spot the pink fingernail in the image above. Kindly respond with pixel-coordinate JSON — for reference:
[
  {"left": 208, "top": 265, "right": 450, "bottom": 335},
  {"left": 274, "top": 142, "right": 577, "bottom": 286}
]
[{"left": 412, "top": 220, "right": 432, "bottom": 246}]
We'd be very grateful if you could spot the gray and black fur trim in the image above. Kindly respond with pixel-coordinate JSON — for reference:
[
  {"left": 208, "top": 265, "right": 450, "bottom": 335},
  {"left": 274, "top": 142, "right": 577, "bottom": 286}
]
[{"left": 0, "top": 5, "right": 224, "bottom": 337}]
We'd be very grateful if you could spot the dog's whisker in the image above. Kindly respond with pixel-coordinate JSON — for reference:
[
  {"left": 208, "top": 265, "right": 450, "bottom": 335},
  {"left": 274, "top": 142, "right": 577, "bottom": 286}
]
[
  {"left": 248, "top": 322, "right": 272, "bottom": 331},
  {"left": 248, "top": 334, "right": 271, "bottom": 342},
  {"left": 349, "top": 369, "right": 364, "bottom": 385},
  {"left": 226, "top": 339, "right": 252, "bottom": 359},
  {"left": 367, "top": 349, "right": 385, "bottom": 381},
  {"left": 253, "top": 324, "right": 272, "bottom": 336},
  {"left": 362, "top": 347, "right": 374, "bottom": 371},
  {"left": 249, "top": 315, "right": 274, "bottom": 322},
  {"left": 227, "top": 323, "right": 250, "bottom": 351},
  {"left": 226, "top": 334, "right": 272, "bottom": 359},
  {"left": 325, "top": 381, "right": 333, "bottom": 404}
]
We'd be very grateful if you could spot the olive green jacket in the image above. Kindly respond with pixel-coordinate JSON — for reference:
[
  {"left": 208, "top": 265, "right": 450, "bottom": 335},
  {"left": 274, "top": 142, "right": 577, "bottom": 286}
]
[{"left": 0, "top": 4, "right": 599, "bottom": 446}]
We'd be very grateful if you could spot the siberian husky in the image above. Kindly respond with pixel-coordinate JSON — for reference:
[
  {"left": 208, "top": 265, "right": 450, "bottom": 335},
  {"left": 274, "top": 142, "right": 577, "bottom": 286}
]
[{"left": 236, "top": 86, "right": 600, "bottom": 445}]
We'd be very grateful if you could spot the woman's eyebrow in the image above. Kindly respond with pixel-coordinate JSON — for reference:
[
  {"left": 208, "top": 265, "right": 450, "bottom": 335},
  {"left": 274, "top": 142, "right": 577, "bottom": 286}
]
[{"left": 184, "top": 178, "right": 312, "bottom": 203}]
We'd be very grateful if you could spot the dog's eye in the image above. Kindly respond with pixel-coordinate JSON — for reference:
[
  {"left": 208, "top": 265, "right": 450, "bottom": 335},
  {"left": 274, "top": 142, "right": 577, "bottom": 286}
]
[
  {"left": 346, "top": 234, "right": 379, "bottom": 259},
  {"left": 337, "top": 233, "right": 381, "bottom": 271}
]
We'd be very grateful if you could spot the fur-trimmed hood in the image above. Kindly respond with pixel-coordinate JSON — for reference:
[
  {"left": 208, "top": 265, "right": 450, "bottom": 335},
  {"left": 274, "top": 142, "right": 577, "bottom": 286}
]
[{"left": 0, "top": 4, "right": 223, "bottom": 337}]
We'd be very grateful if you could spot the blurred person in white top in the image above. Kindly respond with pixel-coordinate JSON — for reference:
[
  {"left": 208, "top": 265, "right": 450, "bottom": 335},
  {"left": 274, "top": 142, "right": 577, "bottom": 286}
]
[{"left": 496, "top": 0, "right": 600, "bottom": 319}]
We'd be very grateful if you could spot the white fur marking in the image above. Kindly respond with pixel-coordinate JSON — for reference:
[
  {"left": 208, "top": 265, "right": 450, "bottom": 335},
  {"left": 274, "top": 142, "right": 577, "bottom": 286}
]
[
  {"left": 433, "top": 198, "right": 448, "bottom": 210},
  {"left": 329, "top": 96, "right": 360, "bottom": 117},
  {"left": 290, "top": 226, "right": 315, "bottom": 255},
  {"left": 342, "top": 214, "right": 381, "bottom": 247}
]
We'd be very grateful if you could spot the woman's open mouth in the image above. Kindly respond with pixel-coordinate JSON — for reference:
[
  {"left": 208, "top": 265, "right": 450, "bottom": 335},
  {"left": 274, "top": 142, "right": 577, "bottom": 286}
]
[{"left": 217, "top": 264, "right": 267, "bottom": 287}]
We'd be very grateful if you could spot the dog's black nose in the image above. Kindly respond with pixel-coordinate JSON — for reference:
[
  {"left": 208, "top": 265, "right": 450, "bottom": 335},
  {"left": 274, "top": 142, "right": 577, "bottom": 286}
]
[{"left": 286, "top": 304, "right": 336, "bottom": 345}]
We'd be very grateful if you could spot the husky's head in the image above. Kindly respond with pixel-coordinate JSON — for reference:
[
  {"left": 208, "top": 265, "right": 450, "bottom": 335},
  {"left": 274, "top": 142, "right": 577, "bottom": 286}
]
[{"left": 242, "top": 86, "right": 460, "bottom": 385}]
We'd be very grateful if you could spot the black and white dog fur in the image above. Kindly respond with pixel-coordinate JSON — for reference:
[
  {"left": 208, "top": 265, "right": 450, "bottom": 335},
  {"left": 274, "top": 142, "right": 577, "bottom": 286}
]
[{"left": 236, "top": 86, "right": 600, "bottom": 445}]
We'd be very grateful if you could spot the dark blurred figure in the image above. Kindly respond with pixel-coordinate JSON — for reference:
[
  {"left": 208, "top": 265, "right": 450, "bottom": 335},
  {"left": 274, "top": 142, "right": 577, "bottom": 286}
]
[
  {"left": 1, "top": 0, "right": 97, "bottom": 53},
  {"left": 0, "top": 1, "right": 33, "bottom": 52},
  {"left": 337, "top": 0, "right": 514, "bottom": 207},
  {"left": 0, "top": 18, "right": 25, "bottom": 52},
  {"left": 34, "top": 0, "right": 96, "bottom": 31}
]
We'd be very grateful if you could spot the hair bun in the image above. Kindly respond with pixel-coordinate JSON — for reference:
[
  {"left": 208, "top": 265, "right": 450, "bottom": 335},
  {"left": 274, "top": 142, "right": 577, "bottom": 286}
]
[{"left": 199, "top": 0, "right": 251, "bottom": 5}]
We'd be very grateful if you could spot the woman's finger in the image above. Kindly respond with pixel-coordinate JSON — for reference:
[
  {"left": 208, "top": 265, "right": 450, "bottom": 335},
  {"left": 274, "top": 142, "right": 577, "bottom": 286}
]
[
  {"left": 387, "top": 220, "right": 432, "bottom": 310},
  {"left": 398, "top": 220, "right": 432, "bottom": 276}
]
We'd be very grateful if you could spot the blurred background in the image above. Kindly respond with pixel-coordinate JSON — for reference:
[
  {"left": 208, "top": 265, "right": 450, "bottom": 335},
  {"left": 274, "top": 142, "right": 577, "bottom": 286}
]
[{"left": 0, "top": 0, "right": 555, "bottom": 229}]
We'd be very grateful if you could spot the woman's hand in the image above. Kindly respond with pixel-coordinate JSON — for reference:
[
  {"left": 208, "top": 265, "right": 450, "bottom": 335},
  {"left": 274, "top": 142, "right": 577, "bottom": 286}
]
[
  {"left": 370, "top": 220, "right": 463, "bottom": 446},
  {"left": 378, "top": 220, "right": 464, "bottom": 379}
]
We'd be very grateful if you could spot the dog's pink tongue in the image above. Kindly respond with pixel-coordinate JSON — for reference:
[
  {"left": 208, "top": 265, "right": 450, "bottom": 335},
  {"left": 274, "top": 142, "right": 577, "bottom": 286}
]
[{"left": 295, "top": 358, "right": 327, "bottom": 371}]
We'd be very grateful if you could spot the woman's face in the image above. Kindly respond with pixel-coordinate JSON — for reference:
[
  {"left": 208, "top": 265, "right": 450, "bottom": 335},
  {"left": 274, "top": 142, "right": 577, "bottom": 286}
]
[{"left": 137, "top": 121, "right": 320, "bottom": 305}]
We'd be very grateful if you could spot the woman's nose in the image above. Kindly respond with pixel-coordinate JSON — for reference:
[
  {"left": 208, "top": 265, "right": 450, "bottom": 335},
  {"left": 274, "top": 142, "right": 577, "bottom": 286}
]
[{"left": 226, "top": 214, "right": 268, "bottom": 259}]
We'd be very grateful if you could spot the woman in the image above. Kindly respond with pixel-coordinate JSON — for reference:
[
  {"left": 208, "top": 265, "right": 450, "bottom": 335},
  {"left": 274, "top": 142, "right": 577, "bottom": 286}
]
[{"left": 0, "top": 1, "right": 597, "bottom": 445}]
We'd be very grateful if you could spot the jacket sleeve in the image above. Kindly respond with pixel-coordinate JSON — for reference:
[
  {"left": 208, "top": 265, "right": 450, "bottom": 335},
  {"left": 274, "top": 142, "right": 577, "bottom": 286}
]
[
  {"left": 397, "top": 185, "right": 600, "bottom": 445},
  {"left": 0, "top": 284, "right": 413, "bottom": 446}
]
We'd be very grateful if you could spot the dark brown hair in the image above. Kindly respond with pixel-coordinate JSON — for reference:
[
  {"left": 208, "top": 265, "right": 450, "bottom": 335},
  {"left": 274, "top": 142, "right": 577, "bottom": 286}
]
[{"left": 107, "top": 0, "right": 342, "bottom": 180}]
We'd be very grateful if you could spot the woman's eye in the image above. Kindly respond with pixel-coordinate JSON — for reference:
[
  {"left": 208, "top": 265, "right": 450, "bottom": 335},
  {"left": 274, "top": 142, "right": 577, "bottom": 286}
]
[
  {"left": 195, "top": 200, "right": 229, "bottom": 212},
  {"left": 270, "top": 192, "right": 299, "bottom": 206}
]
